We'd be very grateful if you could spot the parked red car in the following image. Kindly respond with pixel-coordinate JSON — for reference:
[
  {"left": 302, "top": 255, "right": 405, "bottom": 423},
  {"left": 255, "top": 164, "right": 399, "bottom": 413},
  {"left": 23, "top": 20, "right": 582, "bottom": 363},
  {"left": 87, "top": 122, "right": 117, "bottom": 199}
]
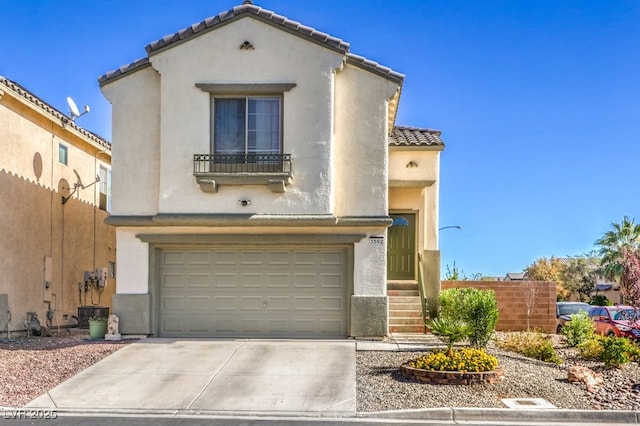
[{"left": 588, "top": 305, "right": 640, "bottom": 339}]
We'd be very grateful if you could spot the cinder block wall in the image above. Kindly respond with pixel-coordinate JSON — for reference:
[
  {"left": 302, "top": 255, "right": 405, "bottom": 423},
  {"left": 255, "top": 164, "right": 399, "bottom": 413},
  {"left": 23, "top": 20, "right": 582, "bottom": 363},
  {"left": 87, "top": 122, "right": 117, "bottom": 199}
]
[{"left": 441, "top": 281, "right": 556, "bottom": 334}]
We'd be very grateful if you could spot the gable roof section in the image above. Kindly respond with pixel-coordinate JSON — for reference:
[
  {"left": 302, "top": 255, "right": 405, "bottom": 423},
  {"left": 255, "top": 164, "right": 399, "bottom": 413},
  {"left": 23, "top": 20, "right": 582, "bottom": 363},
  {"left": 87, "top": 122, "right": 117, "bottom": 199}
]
[
  {"left": 98, "top": 2, "right": 404, "bottom": 86},
  {"left": 389, "top": 126, "right": 444, "bottom": 148},
  {"left": 0, "top": 76, "right": 110, "bottom": 150},
  {"left": 146, "top": 2, "right": 349, "bottom": 56}
]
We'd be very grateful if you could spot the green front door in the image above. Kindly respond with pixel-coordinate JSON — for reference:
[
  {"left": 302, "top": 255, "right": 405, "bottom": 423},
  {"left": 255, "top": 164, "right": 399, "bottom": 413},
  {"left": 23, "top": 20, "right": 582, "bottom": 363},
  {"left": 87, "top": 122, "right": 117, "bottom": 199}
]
[{"left": 387, "top": 213, "right": 416, "bottom": 280}]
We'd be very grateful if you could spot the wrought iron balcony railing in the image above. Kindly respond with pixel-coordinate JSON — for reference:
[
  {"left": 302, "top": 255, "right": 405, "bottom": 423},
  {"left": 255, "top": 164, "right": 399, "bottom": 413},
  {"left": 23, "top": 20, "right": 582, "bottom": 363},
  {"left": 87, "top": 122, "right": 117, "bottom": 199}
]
[{"left": 193, "top": 153, "right": 292, "bottom": 174}]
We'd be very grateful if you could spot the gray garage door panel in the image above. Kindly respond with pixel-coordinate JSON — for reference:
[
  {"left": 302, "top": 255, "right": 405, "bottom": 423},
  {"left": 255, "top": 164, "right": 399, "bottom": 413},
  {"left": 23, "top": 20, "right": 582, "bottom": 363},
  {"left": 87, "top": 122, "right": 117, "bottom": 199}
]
[{"left": 158, "top": 248, "right": 348, "bottom": 338}]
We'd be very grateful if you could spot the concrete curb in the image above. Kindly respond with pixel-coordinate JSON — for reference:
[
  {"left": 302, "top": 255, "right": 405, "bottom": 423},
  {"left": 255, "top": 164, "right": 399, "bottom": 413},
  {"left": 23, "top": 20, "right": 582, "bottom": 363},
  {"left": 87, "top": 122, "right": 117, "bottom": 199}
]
[
  {"left": 6, "top": 406, "right": 639, "bottom": 424},
  {"left": 360, "top": 407, "right": 640, "bottom": 424},
  {"left": 7, "top": 407, "right": 354, "bottom": 419}
]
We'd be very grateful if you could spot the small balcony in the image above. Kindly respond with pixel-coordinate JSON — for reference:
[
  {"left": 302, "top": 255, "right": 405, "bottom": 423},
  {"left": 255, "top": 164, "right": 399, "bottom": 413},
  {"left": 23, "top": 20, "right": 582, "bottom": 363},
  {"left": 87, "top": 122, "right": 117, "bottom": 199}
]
[{"left": 193, "top": 153, "right": 292, "bottom": 193}]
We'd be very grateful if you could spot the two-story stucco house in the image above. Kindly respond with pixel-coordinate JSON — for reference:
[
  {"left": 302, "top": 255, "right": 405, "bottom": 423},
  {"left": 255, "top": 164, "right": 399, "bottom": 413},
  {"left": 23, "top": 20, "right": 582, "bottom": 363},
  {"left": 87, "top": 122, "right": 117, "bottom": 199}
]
[
  {"left": 0, "top": 76, "right": 115, "bottom": 335},
  {"left": 99, "top": 1, "right": 444, "bottom": 338}
]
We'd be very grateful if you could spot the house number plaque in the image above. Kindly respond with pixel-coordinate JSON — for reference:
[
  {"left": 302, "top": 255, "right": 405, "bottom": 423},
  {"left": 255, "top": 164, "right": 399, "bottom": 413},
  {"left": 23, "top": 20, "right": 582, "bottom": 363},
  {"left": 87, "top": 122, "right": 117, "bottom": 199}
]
[{"left": 369, "top": 236, "right": 385, "bottom": 246}]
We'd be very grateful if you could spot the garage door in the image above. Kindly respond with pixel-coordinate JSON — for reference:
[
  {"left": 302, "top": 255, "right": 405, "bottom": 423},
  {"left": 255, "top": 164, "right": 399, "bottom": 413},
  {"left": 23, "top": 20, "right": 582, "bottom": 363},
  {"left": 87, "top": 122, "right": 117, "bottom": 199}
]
[{"left": 158, "top": 247, "right": 348, "bottom": 338}]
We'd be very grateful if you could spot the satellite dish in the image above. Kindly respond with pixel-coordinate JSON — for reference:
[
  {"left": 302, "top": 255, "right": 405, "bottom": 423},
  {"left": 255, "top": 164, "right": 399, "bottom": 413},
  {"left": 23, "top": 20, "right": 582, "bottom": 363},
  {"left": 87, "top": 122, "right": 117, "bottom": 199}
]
[
  {"left": 65, "top": 96, "right": 90, "bottom": 122},
  {"left": 73, "top": 169, "right": 84, "bottom": 189},
  {"left": 67, "top": 97, "right": 80, "bottom": 118}
]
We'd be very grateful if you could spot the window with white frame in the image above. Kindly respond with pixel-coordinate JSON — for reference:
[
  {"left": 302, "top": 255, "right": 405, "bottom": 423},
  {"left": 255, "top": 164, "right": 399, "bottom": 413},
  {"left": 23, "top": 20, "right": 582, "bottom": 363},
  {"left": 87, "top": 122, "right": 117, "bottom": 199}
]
[
  {"left": 58, "top": 144, "right": 68, "bottom": 165},
  {"left": 99, "top": 165, "right": 111, "bottom": 212},
  {"left": 213, "top": 97, "right": 281, "bottom": 155}
]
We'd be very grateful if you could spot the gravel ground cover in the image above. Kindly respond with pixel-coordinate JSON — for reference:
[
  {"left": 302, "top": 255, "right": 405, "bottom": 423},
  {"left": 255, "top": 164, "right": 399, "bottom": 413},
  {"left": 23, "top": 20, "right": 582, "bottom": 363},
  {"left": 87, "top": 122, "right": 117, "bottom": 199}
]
[
  {"left": 357, "top": 337, "right": 640, "bottom": 412},
  {"left": 0, "top": 330, "right": 136, "bottom": 407},
  {"left": 1, "top": 330, "right": 639, "bottom": 412}
]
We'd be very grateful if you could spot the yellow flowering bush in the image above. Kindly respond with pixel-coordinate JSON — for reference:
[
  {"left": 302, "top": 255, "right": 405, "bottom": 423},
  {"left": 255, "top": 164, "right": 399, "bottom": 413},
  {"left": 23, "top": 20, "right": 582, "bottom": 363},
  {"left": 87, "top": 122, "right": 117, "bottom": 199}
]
[{"left": 409, "top": 348, "right": 498, "bottom": 373}]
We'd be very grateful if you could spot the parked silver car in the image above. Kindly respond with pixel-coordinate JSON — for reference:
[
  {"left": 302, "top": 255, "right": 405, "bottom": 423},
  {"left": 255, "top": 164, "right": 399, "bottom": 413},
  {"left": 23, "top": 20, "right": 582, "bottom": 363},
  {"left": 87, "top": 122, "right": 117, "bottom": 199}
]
[{"left": 556, "top": 302, "right": 592, "bottom": 333}]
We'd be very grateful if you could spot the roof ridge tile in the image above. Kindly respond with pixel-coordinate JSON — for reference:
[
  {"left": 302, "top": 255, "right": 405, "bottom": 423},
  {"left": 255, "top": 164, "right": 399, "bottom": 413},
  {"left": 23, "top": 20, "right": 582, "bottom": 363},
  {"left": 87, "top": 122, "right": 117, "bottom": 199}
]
[
  {"left": 0, "top": 76, "right": 110, "bottom": 148},
  {"left": 389, "top": 126, "right": 444, "bottom": 147},
  {"left": 100, "top": 2, "right": 406, "bottom": 86}
]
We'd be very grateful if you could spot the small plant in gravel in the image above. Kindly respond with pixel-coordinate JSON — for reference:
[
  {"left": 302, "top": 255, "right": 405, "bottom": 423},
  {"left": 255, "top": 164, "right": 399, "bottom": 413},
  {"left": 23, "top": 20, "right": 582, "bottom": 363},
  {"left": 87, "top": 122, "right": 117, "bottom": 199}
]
[
  {"left": 562, "top": 311, "right": 595, "bottom": 347},
  {"left": 577, "top": 335, "right": 604, "bottom": 359},
  {"left": 429, "top": 316, "right": 471, "bottom": 354},
  {"left": 439, "top": 288, "right": 499, "bottom": 348},
  {"left": 496, "top": 331, "right": 562, "bottom": 364},
  {"left": 598, "top": 335, "right": 639, "bottom": 367},
  {"left": 410, "top": 348, "right": 499, "bottom": 373}
]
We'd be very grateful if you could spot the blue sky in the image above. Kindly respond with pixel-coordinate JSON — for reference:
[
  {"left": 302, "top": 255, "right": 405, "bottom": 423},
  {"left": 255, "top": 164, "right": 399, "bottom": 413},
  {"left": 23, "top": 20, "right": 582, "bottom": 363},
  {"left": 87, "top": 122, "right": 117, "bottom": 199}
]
[{"left": 3, "top": 0, "right": 639, "bottom": 277}]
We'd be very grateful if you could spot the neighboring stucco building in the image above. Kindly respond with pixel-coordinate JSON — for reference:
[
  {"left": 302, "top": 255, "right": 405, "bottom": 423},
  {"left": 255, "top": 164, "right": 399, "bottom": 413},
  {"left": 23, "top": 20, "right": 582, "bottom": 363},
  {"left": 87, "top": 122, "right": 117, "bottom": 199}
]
[
  {"left": 99, "top": 2, "right": 444, "bottom": 338},
  {"left": 0, "top": 76, "right": 115, "bottom": 335}
]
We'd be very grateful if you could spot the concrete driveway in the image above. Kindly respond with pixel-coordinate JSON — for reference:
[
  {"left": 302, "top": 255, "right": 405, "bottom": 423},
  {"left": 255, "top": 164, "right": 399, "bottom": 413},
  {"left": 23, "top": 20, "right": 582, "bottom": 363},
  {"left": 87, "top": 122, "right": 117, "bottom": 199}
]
[{"left": 27, "top": 339, "right": 356, "bottom": 416}]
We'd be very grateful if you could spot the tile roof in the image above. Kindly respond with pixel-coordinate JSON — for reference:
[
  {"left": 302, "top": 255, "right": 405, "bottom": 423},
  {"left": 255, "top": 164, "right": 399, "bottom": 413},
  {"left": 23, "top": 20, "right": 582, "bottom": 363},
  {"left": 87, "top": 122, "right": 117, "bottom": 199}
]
[
  {"left": 99, "top": 2, "right": 403, "bottom": 86},
  {"left": 97, "top": 58, "right": 150, "bottom": 87},
  {"left": 389, "top": 126, "right": 444, "bottom": 147},
  {"left": 144, "top": 2, "right": 349, "bottom": 55},
  {"left": 0, "top": 76, "right": 110, "bottom": 150}
]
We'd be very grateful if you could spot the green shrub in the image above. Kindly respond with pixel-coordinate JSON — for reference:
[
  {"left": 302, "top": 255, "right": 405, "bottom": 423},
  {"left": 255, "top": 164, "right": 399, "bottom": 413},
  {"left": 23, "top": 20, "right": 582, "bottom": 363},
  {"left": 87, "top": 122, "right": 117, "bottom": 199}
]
[
  {"left": 430, "top": 316, "right": 471, "bottom": 352},
  {"left": 599, "top": 336, "right": 637, "bottom": 367},
  {"left": 410, "top": 348, "right": 499, "bottom": 372},
  {"left": 439, "top": 288, "right": 467, "bottom": 319},
  {"left": 496, "top": 331, "right": 562, "bottom": 364},
  {"left": 562, "top": 312, "right": 595, "bottom": 347},
  {"left": 577, "top": 336, "right": 604, "bottom": 359},
  {"left": 589, "top": 295, "right": 611, "bottom": 306},
  {"left": 438, "top": 288, "right": 499, "bottom": 348}
]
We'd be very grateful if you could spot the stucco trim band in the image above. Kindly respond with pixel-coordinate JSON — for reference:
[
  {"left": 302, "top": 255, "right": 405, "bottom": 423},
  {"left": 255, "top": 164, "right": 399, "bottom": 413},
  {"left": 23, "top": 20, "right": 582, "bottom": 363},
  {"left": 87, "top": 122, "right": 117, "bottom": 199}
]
[
  {"left": 195, "top": 83, "right": 297, "bottom": 94},
  {"left": 136, "top": 233, "right": 366, "bottom": 245},
  {"left": 389, "top": 180, "right": 435, "bottom": 188},
  {"left": 106, "top": 214, "right": 393, "bottom": 227}
]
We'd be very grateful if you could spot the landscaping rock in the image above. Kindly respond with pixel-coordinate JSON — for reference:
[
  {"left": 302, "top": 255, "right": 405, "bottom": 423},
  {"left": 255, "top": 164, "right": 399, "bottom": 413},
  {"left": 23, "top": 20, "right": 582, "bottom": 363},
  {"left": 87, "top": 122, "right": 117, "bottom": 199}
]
[{"left": 568, "top": 365, "right": 604, "bottom": 392}]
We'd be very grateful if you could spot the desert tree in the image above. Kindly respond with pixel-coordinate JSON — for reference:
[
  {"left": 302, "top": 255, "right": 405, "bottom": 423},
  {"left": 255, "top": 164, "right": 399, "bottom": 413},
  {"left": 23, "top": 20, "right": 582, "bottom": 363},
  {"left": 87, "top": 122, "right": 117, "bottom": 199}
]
[
  {"left": 525, "top": 256, "right": 570, "bottom": 300},
  {"left": 561, "top": 256, "right": 598, "bottom": 302}
]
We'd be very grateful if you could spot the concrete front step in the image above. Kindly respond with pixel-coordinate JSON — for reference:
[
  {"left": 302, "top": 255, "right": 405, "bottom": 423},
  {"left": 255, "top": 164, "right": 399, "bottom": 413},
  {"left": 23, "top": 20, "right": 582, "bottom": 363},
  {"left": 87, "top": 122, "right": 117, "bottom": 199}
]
[
  {"left": 388, "top": 291, "right": 425, "bottom": 334},
  {"left": 390, "top": 307, "right": 423, "bottom": 315},
  {"left": 389, "top": 315, "right": 424, "bottom": 325},
  {"left": 389, "top": 324, "right": 426, "bottom": 333},
  {"left": 389, "top": 332, "right": 439, "bottom": 343},
  {"left": 387, "top": 281, "right": 419, "bottom": 291},
  {"left": 389, "top": 309, "right": 422, "bottom": 318},
  {"left": 387, "top": 289, "right": 420, "bottom": 297},
  {"left": 388, "top": 296, "right": 422, "bottom": 304}
]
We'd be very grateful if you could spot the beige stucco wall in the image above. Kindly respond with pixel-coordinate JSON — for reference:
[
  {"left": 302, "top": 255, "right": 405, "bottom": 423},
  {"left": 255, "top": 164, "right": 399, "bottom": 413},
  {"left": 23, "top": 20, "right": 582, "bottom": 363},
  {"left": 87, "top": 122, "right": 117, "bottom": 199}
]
[
  {"left": 102, "top": 66, "right": 160, "bottom": 216},
  {"left": 0, "top": 84, "right": 115, "bottom": 333},
  {"left": 334, "top": 63, "right": 398, "bottom": 217},
  {"left": 389, "top": 149, "right": 441, "bottom": 251},
  {"left": 101, "top": 16, "right": 403, "bottom": 301},
  {"left": 114, "top": 225, "right": 388, "bottom": 297},
  {"left": 104, "top": 18, "right": 348, "bottom": 216}
]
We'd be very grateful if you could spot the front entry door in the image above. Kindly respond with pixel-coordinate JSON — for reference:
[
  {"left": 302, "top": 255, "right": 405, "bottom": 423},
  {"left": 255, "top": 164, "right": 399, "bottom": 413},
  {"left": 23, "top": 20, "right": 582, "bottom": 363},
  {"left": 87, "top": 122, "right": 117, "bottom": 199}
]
[{"left": 387, "top": 213, "right": 416, "bottom": 280}]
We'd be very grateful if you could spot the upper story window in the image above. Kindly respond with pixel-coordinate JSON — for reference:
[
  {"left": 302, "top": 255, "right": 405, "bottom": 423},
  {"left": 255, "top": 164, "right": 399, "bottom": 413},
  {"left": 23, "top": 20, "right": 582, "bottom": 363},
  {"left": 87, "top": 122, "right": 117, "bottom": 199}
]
[
  {"left": 213, "top": 97, "right": 281, "bottom": 155},
  {"left": 58, "top": 144, "right": 68, "bottom": 165},
  {"left": 99, "top": 165, "right": 111, "bottom": 212},
  {"left": 193, "top": 83, "right": 296, "bottom": 194}
]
